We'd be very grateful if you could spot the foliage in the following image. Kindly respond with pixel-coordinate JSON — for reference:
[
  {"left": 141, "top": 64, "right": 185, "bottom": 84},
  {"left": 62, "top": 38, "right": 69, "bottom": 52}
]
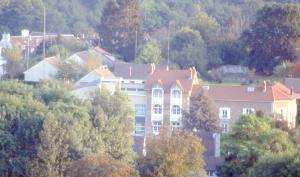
[
  {"left": 67, "top": 154, "right": 139, "bottom": 177},
  {"left": 2, "top": 47, "right": 23, "bottom": 79},
  {"left": 135, "top": 41, "right": 162, "bottom": 64},
  {"left": 55, "top": 60, "right": 85, "bottom": 82},
  {"left": 99, "top": 0, "right": 143, "bottom": 62},
  {"left": 242, "top": 4, "right": 300, "bottom": 74},
  {"left": 217, "top": 114, "right": 296, "bottom": 177},
  {"left": 0, "top": 81, "right": 136, "bottom": 176},
  {"left": 183, "top": 88, "right": 220, "bottom": 132},
  {"left": 171, "top": 27, "right": 207, "bottom": 73},
  {"left": 249, "top": 151, "right": 300, "bottom": 177},
  {"left": 89, "top": 90, "right": 136, "bottom": 162},
  {"left": 138, "top": 129, "right": 206, "bottom": 177},
  {"left": 273, "top": 61, "right": 293, "bottom": 77}
]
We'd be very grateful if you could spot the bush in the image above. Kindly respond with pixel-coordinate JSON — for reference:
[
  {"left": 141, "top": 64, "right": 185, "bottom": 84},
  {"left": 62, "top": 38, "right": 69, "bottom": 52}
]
[{"left": 273, "top": 61, "right": 292, "bottom": 77}]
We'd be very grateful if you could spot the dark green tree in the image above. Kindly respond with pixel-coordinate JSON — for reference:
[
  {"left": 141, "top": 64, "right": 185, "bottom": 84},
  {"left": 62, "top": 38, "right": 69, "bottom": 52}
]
[
  {"left": 98, "top": 0, "right": 143, "bottom": 61},
  {"left": 217, "top": 114, "right": 296, "bottom": 177},
  {"left": 249, "top": 151, "right": 300, "bottom": 177},
  {"left": 242, "top": 4, "right": 300, "bottom": 74}
]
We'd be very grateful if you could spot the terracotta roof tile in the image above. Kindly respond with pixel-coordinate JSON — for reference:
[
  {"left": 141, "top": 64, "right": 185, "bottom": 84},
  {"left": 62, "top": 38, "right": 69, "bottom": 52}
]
[
  {"left": 289, "top": 64, "right": 300, "bottom": 77},
  {"left": 45, "top": 56, "right": 61, "bottom": 67},
  {"left": 145, "top": 68, "right": 198, "bottom": 93},
  {"left": 206, "top": 82, "right": 296, "bottom": 102}
]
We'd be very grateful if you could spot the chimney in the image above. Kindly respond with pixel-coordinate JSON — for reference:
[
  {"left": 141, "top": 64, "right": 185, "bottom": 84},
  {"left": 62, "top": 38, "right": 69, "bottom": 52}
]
[
  {"left": 189, "top": 68, "right": 193, "bottom": 80},
  {"left": 129, "top": 66, "right": 132, "bottom": 77},
  {"left": 2, "top": 33, "right": 10, "bottom": 42},
  {"left": 263, "top": 80, "right": 267, "bottom": 92},
  {"left": 150, "top": 63, "right": 155, "bottom": 74},
  {"left": 290, "top": 87, "right": 294, "bottom": 95},
  {"left": 21, "top": 29, "right": 30, "bottom": 37}
]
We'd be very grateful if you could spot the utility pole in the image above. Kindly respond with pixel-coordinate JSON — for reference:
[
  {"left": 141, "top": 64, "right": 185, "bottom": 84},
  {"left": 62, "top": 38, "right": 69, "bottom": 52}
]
[
  {"left": 134, "top": 28, "right": 138, "bottom": 60},
  {"left": 43, "top": 4, "right": 46, "bottom": 60},
  {"left": 167, "top": 21, "right": 171, "bottom": 69},
  {"left": 26, "top": 35, "right": 31, "bottom": 70}
]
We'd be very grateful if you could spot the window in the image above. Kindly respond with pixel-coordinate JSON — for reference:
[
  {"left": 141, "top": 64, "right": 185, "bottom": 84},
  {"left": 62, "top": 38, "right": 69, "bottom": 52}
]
[
  {"left": 135, "top": 104, "right": 146, "bottom": 117},
  {"left": 171, "top": 121, "right": 181, "bottom": 130},
  {"left": 219, "top": 108, "right": 230, "bottom": 119},
  {"left": 135, "top": 122, "right": 145, "bottom": 135},
  {"left": 172, "top": 89, "right": 181, "bottom": 99},
  {"left": 247, "top": 86, "right": 255, "bottom": 92},
  {"left": 153, "top": 104, "right": 162, "bottom": 114},
  {"left": 172, "top": 105, "right": 181, "bottom": 115},
  {"left": 207, "top": 170, "right": 215, "bottom": 176},
  {"left": 243, "top": 108, "right": 255, "bottom": 115},
  {"left": 222, "top": 123, "right": 228, "bottom": 133},
  {"left": 153, "top": 89, "right": 163, "bottom": 98},
  {"left": 153, "top": 121, "right": 162, "bottom": 134}
]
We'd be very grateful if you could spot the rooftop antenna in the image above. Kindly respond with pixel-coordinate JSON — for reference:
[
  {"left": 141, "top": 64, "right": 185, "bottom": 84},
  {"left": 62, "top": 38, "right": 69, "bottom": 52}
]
[{"left": 167, "top": 21, "right": 170, "bottom": 70}]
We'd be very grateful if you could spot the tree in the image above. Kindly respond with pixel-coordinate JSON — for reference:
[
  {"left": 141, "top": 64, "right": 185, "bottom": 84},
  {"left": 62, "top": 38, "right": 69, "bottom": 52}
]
[
  {"left": 3, "top": 47, "right": 23, "bottom": 78},
  {"left": 217, "top": 114, "right": 296, "bottom": 177},
  {"left": 183, "top": 88, "right": 220, "bottom": 132},
  {"left": 99, "top": 0, "right": 143, "bottom": 61},
  {"left": 171, "top": 27, "right": 207, "bottom": 73},
  {"left": 135, "top": 42, "right": 162, "bottom": 64},
  {"left": 242, "top": 4, "right": 300, "bottom": 74},
  {"left": 138, "top": 129, "right": 206, "bottom": 177},
  {"left": 89, "top": 90, "right": 136, "bottom": 162},
  {"left": 67, "top": 154, "right": 139, "bottom": 177},
  {"left": 56, "top": 60, "right": 85, "bottom": 82},
  {"left": 249, "top": 151, "right": 300, "bottom": 177}
]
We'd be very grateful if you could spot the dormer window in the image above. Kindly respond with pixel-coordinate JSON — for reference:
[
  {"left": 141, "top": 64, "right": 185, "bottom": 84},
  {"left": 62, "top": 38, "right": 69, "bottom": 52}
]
[
  {"left": 171, "top": 86, "right": 181, "bottom": 99},
  {"left": 172, "top": 89, "right": 181, "bottom": 98},
  {"left": 247, "top": 86, "right": 255, "bottom": 92},
  {"left": 152, "top": 85, "right": 163, "bottom": 98}
]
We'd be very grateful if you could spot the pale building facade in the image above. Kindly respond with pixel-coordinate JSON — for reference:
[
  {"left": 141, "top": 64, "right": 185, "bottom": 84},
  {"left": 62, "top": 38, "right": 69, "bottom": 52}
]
[{"left": 24, "top": 56, "right": 61, "bottom": 82}]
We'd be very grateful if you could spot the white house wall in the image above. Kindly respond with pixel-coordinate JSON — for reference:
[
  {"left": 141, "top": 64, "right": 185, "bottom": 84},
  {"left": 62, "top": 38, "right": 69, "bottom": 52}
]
[{"left": 24, "top": 61, "right": 58, "bottom": 82}]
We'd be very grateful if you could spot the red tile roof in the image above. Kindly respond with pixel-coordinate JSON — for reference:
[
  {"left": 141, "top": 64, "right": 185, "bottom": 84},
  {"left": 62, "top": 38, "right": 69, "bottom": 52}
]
[
  {"left": 206, "top": 82, "right": 296, "bottom": 102},
  {"left": 145, "top": 67, "right": 199, "bottom": 93},
  {"left": 289, "top": 64, "right": 300, "bottom": 77},
  {"left": 45, "top": 56, "right": 61, "bottom": 67},
  {"left": 94, "top": 67, "right": 114, "bottom": 78}
]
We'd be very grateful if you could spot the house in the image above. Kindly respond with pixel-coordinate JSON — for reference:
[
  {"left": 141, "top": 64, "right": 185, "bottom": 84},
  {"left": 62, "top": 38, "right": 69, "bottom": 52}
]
[
  {"left": 284, "top": 78, "right": 300, "bottom": 98},
  {"left": 73, "top": 64, "right": 222, "bottom": 176},
  {"left": 289, "top": 63, "right": 300, "bottom": 77},
  {"left": 113, "top": 62, "right": 154, "bottom": 136},
  {"left": 144, "top": 67, "right": 200, "bottom": 135},
  {"left": 71, "top": 66, "right": 121, "bottom": 99},
  {"left": 24, "top": 56, "right": 61, "bottom": 82},
  {"left": 67, "top": 48, "right": 117, "bottom": 69},
  {"left": 0, "top": 33, "right": 12, "bottom": 77},
  {"left": 206, "top": 81, "right": 297, "bottom": 132}
]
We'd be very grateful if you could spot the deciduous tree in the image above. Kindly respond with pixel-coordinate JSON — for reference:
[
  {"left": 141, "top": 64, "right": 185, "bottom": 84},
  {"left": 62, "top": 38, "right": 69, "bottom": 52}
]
[
  {"left": 138, "top": 129, "right": 206, "bottom": 177},
  {"left": 99, "top": 0, "right": 143, "bottom": 61}
]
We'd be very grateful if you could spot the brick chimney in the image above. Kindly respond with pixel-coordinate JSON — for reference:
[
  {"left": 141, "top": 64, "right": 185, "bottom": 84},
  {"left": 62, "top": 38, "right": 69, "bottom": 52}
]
[{"left": 150, "top": 63, "right": 156, "bottom": 74}]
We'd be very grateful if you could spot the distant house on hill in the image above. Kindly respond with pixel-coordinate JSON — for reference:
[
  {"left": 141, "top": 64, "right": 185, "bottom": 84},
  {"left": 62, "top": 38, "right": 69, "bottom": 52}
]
[
  {"left": 289, "top": 63, "right": 300, "bottom": 77},
  {"left": 205, "top": 81, "right": 297, "bottom": 132},
  {"left": 24, "top": 56, "right": 61, "bottom": 82},
  {"left": 66, "top": 47, "right": 117, "bottom": 68},
  {"left": 71, "top": 66, "right": 121, "bottom": 99}
]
